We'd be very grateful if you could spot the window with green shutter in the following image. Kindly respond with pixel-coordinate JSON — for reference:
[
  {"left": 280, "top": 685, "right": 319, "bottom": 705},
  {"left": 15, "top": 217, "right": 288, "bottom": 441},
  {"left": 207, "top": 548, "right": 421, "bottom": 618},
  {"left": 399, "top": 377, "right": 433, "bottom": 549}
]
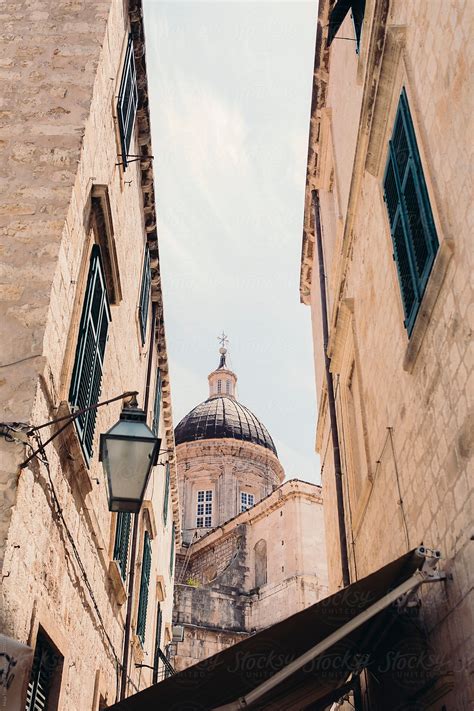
[
  {"left": 69, "top": 246, "right": 111, "bottom": 461},
  {"left": 152, "top": 368, "right": 162, "bottom": 436},
  {"left": 383, "top": 89, "right": 439, "bottom": 335},
  {"left": 113, "top": 512, "right": 131, "bottom": 580},
  {"left": 117, "top": 34, "right": 138, "bottom": 169},
  {"left": 136, "top": 531, "right": 152, "bottom": 644},
  {"left": 138, "top": 248, "right": 151, "bottom": 345},
  {"left": 25, "top": 631, "right": 63, "bottom": 711},
  {"left": 152, "top": 603, "right": 162, "bottom": 684},
  {"left": 327, "top": 0, "right": 366, "bottom": 53},
  {"left": 163, "top": 463, "right": 170, "bottom": 525},
  {"left": 169, "top": 525, "right": 175, "bottom": 578}
]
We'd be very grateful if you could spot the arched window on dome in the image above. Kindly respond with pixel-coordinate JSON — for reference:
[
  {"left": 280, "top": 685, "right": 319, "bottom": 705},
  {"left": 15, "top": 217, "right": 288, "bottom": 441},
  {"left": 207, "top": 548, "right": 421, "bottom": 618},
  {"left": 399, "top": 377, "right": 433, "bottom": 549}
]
[
  {"left": 254, "top": 539, "right": 267, "bottom": 588},
  {"left": 217, "top": 380, "right": 222, "bottom": 394},
  {"left": 226, "top": 379, "right": 231, "bottom": 394}
]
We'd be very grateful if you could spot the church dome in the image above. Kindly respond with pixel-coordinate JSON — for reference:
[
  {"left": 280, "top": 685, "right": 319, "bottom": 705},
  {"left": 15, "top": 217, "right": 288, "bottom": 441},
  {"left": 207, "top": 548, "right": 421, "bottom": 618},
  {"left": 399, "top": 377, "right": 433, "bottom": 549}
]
[{"left": 175, "top": 395, "right": 277, "bottom": 455}]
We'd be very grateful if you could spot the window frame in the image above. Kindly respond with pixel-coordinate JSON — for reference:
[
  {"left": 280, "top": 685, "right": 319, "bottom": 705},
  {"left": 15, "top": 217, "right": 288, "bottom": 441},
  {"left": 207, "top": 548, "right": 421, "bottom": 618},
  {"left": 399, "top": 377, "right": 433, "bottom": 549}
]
[
  {"left": 383, "top": 88, "right": 439, "bottom": 336},
  {"left": 138, "top": 247, "right": 151, "bottom": 345},
  {"left": 117, "top": 34, "right": 138, "bottom": 169},
  {"left": 196, "top": 489, "right": 213, "bottom": 528},
  {"left": 25, "top": 630, "right": 63, "bottom": 711},
  {"left": 240, "top": 491, "right": 255, "bottom": 512},
  {"left": 163, "top": 462, "right": 170, "bottom": 525},
  {"left": 68, "top": 245, "right": 111, "bottom": 462},
  {"left": 152, "top": 368, "right": 162, "bottom": 436},
  {"left": 113, "top": 511, "right": 131, "bottom": 581},
  {"left": 136, "top": 531, "right": 152, "bottom": 645}
]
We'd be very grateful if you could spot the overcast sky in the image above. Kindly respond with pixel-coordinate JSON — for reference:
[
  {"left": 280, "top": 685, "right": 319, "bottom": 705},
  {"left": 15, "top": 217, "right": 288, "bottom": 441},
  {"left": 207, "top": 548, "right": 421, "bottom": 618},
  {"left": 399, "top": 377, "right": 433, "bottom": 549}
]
[{"left": 143, "top": 0, "right": 320, "bottom": 483}]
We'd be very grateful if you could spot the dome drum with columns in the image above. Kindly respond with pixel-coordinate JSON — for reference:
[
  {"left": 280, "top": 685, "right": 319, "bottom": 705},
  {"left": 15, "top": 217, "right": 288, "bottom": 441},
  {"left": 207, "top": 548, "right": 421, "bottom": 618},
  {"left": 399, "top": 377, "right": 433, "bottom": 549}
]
[{"left": 174, "top": 344, "right": 284, "bottom": 542}]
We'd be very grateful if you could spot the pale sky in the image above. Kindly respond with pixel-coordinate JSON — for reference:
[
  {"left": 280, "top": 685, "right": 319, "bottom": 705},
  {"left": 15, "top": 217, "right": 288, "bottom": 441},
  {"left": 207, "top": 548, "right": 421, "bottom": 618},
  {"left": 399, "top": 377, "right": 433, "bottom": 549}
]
[{"left": 143, "top": 0, "right": 321, "bottom": 483}]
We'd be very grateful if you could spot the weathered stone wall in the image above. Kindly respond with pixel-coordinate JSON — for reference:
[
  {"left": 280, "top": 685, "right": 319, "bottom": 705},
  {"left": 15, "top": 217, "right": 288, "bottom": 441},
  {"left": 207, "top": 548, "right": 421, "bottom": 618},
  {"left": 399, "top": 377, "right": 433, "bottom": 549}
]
[
  {"left": 176, "top": 439, "right": 284, "bottom": 543},
  {"left": 0, "top": 1, "right": 179, "bottom": 709},
  {"left": 172, "top": 481, "right": 328, "bottom": 672},
  {"left": 302, "top": 1, "right": 473, "bottom": 707}
]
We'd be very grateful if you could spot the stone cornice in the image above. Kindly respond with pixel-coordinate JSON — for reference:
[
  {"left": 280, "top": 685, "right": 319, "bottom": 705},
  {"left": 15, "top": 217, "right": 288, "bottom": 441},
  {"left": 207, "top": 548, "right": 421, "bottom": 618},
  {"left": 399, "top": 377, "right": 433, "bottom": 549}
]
[
  {"left": 176, "top": 438, "right": 285, "bottom": 483},
  {"left": 127, "top": 0, "right": 180, "bottom": 544}
]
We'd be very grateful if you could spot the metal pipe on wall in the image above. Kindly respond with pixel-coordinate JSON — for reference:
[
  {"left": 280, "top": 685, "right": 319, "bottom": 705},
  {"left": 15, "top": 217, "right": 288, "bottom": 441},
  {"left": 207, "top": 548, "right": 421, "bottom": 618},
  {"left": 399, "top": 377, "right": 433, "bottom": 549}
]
[{"left": 312, "top": 189, "right": 350, "bottom": 588}]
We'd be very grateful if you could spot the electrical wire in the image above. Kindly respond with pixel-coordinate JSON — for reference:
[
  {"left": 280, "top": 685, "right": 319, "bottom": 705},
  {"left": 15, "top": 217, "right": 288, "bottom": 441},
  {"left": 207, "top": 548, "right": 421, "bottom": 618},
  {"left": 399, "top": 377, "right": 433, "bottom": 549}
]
[
  {"left": 0, "top": 354, "right": 42, "bottom": 368},
  {"left": 28, "top": 430, "right": 123, "bottom": 683},
  {"left": 387, "top": 427, "right": 411, "bottom": 551}
]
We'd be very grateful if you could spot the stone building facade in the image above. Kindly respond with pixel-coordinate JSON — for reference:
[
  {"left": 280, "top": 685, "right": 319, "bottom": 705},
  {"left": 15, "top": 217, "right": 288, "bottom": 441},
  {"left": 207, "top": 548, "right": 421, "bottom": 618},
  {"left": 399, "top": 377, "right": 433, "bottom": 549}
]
[
  {"left": 300, "top": 0, "right": 473, "bottom": 708},
  {"left": 170, "top": 351, "right": 328, "bottom": 671},
  {"left": 0, "top": 1, "right": 180, "bottom": 708}
]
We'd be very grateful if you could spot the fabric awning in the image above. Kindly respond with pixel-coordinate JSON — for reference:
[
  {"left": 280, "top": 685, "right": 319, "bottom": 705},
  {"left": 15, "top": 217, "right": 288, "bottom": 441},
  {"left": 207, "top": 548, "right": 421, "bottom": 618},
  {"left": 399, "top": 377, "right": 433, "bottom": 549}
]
[{"left": 107, "top": 548, "right": 442, "bottom": 711}]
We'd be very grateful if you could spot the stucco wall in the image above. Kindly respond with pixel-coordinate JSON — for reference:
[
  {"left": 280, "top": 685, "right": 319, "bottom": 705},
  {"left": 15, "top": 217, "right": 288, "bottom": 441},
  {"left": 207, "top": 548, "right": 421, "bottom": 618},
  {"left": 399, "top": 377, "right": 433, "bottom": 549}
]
[{"left": 302, "top": 1, "right": 473, "bottom": 707}]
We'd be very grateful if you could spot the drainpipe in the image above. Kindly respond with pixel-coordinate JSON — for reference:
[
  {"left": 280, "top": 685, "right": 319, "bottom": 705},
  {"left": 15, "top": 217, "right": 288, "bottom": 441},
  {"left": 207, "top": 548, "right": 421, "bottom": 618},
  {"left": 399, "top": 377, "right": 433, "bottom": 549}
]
[
  {"left": 119, "top": 302, "right": 157, "bottom": 700},
  {"left": 312, "top": 190, "right": 350, "bottom": 588}
]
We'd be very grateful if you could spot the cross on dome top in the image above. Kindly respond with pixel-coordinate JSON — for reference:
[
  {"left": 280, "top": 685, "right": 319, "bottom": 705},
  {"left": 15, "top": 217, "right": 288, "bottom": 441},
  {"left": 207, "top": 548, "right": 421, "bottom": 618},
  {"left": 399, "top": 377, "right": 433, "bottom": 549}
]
[{"left": 208, "top": 333, "right": 237, "bottom": 398}]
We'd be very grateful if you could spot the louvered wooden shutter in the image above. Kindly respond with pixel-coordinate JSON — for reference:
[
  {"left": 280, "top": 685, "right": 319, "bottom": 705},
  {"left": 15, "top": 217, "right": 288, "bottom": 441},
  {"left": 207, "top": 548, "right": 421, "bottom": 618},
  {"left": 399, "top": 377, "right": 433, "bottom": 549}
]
[
  {"left": 117, "top": 35, "right": 138, "bottom": 168},
  {"left": 69, "top": 246, "right": 111, "bottom": 460},
  {"left": 152, "top": 368, "right": 162, "bottom": 436},
  {"left": 25, "top": 633, "right": 60, "bottom": 711},
  {"left": 383, "top": 89, "right": 438, "bottom": 335},
  {"left": 113, "top": 512, "right": 131, "bottom": 580},
  {"left": 139, "top": 248, "right": 151, "bottom": 344},
  {"left": 163, "top": 463, "right": 170, "bottom": 524},
  {"left": 169, "top": 525, "right": 175, "bottom": 577},
  {"left": 327, "top": 0, "right": 365, "bottom": 50},
  {"left": 137, "top": 532, "right": 152, "bottom": 644}
]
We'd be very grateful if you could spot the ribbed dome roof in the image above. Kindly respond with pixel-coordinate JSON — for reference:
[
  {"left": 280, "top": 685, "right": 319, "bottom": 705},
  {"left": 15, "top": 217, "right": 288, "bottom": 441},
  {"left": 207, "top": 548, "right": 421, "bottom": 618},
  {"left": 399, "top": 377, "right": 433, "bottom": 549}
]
[{"left": 174, "top": 395, "right": 278, "bottom": 456}]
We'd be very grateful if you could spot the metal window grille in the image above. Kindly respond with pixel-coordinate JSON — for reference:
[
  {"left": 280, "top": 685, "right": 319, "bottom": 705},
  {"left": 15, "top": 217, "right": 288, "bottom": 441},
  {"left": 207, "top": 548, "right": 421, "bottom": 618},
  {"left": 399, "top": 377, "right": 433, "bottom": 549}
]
[
  {"left": 113, "top": 512, "right": 131, "bottom": 580},
  {"left": 163, "top": 463, "right": 170, "bottom": 524},
  {"left": 25, "top": 632, "right": 62, "bottom": 711},
  {"left": 138, "top": 248, "right": 151, "bottom": 345},
  {"left": 152, "top": 368, "right": 162, "bottom": 436},
  {"left": 383, "top": 89, "right": 439, "bottom": 335},
  {"left": 69, "top": 246, "right": 111, "bottom": 461},
  {"left": 136, "top": 532, "right": 152, "bottom": 644},
  {"left": 117, "top": 34, "right": 138, "bottom": 168}
]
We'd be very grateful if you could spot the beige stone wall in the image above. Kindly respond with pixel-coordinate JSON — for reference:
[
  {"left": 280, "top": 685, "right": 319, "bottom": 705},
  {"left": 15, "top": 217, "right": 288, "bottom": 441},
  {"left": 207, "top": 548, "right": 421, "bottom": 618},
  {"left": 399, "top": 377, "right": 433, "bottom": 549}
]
[
  {"left": 0, "top": 1, "right": 179, "bottom": 708},
  {"left": 176, "top": 439, "right": 284, "bottom": 543},
  {"left": 172, "top": 480, "right": 328, "bottom": 671},
  {"left": 301, "top": 0, "right": 473, "bottom": 707}
]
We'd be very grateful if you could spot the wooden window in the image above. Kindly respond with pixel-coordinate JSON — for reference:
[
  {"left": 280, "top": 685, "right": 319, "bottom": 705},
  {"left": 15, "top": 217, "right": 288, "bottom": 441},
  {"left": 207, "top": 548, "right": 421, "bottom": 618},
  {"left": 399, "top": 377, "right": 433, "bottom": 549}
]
[
  {"left": 152, "top": 603, "right": 162, "bottom": 684},
  {"left": 117, "top": 34, "right": 138, "bottom": 169},
  {"left": 138, "top": 247, "right": 151, "bottom": 345},
  {"left": 169, "top": 525, "right": 175, "bottom": 577},
  {"left": 196, "top": 490, "right": 212, "bottom": 528},
  {"left": 327, "top": 0, "right": 365, "bottom": 52},
  {"left": 152, "top": 368, "right": 162, "bottom": 436},
  {"left": 25, "top": 631, "right": 63, "bottom": 711},
  {"left": 383, "top": 89, "right": 439, "bottom": 335},
  {"left": 240, "top": 491, "right": 254, "bottom": 512},
  {"left": 136, "top": 532, "right": 152, "bottom": 644},
  {"left": 69, "top": 246, "right": 111, "bottom": 461},
  {"left": 113, "top": 512, "right": 131, "bottom": 580},
  {"left": 163, "top": 463, "right": 170, "bottom": 524}
]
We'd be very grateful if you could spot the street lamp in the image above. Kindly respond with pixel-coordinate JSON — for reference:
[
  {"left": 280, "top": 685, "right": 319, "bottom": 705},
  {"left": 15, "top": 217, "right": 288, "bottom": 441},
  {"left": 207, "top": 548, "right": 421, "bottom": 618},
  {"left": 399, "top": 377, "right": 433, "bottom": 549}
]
[{"left": 99, "top": 396, "right": 161, "bottom": 513}]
